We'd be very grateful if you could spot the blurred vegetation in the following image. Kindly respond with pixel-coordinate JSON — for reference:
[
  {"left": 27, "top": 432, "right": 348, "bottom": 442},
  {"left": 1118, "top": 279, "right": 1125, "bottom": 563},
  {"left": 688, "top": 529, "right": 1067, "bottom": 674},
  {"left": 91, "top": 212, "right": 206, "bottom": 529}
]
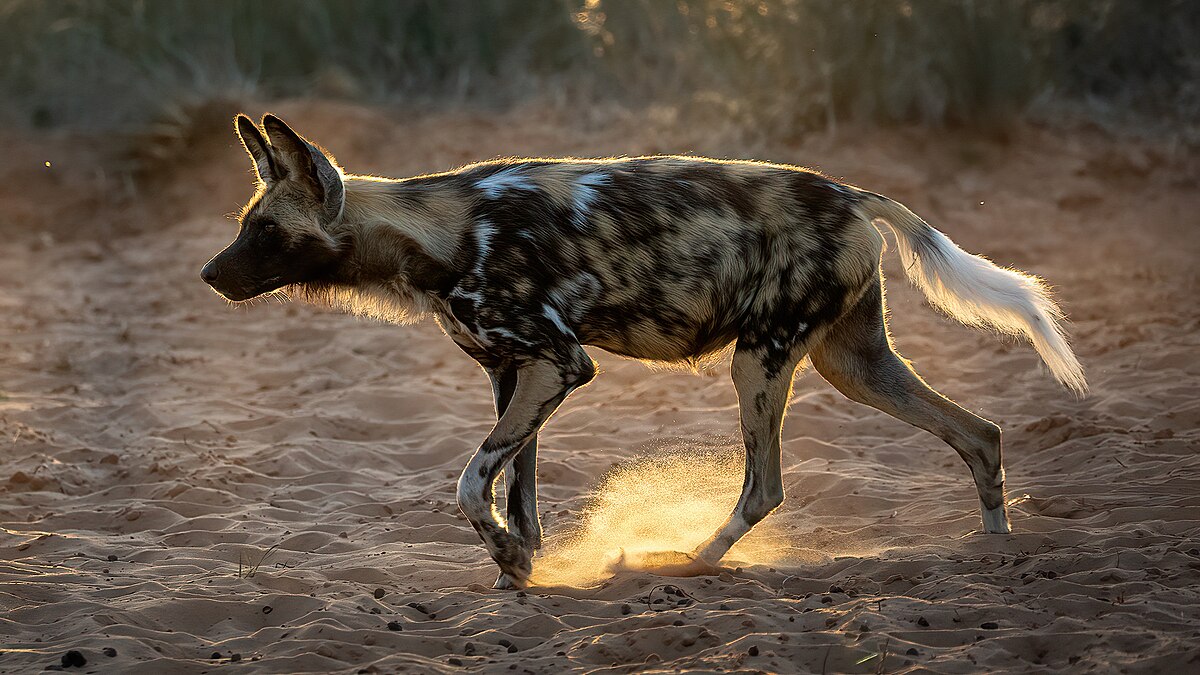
[{"left": 0, "top": 0, "right": 1196, "bottom": 136}]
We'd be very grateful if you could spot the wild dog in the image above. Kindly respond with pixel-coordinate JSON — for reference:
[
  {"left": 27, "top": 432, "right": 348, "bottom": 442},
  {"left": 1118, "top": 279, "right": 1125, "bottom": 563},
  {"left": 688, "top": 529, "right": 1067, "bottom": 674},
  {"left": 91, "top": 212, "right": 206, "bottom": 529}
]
[{"left": 202, "top": 114, "right": 1086, "bottom": 589}]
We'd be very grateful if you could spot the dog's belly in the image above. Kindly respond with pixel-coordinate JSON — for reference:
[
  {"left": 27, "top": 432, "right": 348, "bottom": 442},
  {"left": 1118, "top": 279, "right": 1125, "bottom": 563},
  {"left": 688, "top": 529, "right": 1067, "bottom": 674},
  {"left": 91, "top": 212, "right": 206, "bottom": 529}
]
[{"left": 575, "top": 302, "right": 744, "bottom": 364}]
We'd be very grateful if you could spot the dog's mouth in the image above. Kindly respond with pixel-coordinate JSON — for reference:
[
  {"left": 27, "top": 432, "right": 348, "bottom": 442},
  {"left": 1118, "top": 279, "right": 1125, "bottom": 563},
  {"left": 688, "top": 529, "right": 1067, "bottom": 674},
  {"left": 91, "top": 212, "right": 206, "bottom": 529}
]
[{"left": 212, "top": 277, "right": 285, "bottom": 302}]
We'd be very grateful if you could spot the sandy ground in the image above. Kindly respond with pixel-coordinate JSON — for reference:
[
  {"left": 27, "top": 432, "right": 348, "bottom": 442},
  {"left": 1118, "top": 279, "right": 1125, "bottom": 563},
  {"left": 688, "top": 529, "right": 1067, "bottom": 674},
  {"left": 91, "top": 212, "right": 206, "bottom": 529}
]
[{"left": 2, "top": 101, "right": 1199, "bottom": 673}]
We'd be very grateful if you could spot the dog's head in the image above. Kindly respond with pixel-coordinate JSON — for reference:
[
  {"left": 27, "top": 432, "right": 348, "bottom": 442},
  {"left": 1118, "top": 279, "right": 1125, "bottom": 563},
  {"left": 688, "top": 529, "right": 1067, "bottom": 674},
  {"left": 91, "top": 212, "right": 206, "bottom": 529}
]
[{"left": 201, "top": 114, "right": 345, "bottom": 301}]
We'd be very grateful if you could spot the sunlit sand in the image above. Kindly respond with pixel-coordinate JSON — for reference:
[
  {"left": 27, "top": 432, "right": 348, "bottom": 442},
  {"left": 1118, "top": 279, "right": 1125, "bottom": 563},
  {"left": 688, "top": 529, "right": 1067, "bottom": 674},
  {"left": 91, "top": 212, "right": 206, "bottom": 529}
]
[{"left": 531, "top": 448, "right": 788, "bottom": 587}]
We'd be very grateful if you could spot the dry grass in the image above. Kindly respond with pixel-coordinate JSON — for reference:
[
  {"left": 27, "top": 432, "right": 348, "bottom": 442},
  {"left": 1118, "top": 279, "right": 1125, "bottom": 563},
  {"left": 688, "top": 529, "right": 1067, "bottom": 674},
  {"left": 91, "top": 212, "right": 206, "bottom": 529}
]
[{"left": 0, "top": 0, "right": 1196, "bottom": 138}]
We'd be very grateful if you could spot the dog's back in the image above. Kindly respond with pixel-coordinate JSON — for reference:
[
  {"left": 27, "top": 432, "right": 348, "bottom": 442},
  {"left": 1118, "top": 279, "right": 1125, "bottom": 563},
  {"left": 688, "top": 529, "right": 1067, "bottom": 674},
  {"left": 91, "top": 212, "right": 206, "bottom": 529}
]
[{"left": 434, "top": 156, "right": 882, "bottom": 366}]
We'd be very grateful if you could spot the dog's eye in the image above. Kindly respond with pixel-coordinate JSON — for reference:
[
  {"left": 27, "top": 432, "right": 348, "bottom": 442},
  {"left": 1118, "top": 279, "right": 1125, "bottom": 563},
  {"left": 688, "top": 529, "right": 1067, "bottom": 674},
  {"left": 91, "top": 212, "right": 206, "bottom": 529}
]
[{"left": 261, "top": 221, "right": 278, "bottom": 235}]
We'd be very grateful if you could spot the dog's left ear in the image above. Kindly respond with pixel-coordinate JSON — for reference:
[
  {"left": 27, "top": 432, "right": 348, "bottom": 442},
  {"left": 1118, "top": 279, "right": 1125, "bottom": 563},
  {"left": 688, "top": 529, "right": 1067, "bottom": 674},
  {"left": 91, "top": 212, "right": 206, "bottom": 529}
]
[
  {"left": 261, "top": 114, "right": 345, "bottom": 224},
  {"left": 235, "top": 114, "right": 281, "bottom": 186}
]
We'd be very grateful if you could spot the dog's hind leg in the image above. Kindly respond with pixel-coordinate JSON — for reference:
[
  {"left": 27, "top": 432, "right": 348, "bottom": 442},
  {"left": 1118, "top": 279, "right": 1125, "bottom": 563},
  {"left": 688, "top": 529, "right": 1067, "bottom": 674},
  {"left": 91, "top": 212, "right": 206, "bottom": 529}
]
[
  {"left": 693, "top": 337, "right": 808, "bottom": 566},
  {"left": 485, "top": 364, "right": 544, "bottom": 589},
  {"left": 810, "top": 276, "right": 1009, "bottom": 533}
]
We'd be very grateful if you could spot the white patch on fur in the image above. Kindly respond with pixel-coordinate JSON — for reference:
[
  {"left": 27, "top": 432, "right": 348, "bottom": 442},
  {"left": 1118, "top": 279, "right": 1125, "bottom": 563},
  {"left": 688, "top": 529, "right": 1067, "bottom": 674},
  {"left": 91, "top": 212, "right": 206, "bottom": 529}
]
[
  {"left": 457, "top": 459, "right": 504, "bottom": 527},
  {"left": 450, "top": 288, "right": 484, "bottom": 304},
  {"left": 477, "top": 167, "right": 537, "bottom": 198},
  {"left": 473, "top": 221, "right": 497, "bottom": 276},
  {"left": 542, "top": 303, "right": 575, "bottom": 338},
  {"left": 571, "top": 172, "right": 610, "bottom": 228},
  {"left": 487, "top": 327, "right": 532, "bottom": 345},
  {"left": 981, "top": 501, "right": 1011, "bottom": 534}
]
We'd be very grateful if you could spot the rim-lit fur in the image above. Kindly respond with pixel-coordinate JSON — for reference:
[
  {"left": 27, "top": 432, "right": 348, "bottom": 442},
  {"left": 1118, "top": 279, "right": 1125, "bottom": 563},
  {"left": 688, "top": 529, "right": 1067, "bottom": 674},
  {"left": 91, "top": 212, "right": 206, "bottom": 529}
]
[{"left": 203, "top": 114, "right": 1086, "bottom": 588}]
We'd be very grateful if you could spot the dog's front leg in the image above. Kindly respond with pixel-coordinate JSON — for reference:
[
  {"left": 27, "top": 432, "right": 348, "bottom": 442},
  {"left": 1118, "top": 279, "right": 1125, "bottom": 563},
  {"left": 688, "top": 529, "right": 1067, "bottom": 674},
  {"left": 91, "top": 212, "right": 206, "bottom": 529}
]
[
  {"left": 485, "top": 364, "right": 544, "bottom": 589},
  {"left": 458, "top": 355, "right": 592, "bottom": 588}
]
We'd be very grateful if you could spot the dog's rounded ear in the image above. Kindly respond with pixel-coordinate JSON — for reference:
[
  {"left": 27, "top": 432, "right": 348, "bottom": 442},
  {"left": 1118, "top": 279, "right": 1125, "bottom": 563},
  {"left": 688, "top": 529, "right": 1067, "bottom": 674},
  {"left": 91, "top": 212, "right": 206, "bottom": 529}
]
[
  {"left": 261, "top": 114, "right": 344, "bottom": 223},
  {"left": 234, "top": 114, "right": 281, "bottom": 186}
]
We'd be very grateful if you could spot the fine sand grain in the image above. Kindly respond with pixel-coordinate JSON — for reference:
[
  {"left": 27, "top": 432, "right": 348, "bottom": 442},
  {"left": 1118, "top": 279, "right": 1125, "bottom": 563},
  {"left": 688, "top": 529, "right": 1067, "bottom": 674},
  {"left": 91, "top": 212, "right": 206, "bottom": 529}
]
[{"left": 2, "top": 102, "right": 1198, "bottom": 673}]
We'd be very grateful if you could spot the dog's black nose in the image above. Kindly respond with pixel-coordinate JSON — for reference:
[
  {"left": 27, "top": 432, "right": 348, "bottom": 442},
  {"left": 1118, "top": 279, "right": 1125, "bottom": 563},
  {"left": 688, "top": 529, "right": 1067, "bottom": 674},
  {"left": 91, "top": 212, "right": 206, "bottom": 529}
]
[{"left": 200, "top": 263, "right": 219, "bottom": 284}]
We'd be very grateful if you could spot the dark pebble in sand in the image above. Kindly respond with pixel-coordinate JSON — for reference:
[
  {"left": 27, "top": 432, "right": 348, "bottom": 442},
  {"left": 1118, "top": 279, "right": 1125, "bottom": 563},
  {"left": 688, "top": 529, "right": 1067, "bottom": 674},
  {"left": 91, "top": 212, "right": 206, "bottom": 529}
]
[
  {"left": 464, "top": 642, "right": 477, "bottom": 656},
  {"left": 387, "top": 621, "right": 402, "bottom": 631},
  {"left": 507, "top": 644, "right": 518, "bottom": 654},
  {"left": 231, "top": 653, "right": 242, "bottom": 662},
  {"left": 102, "top": 647, "right": 117, "bottom": 657},
  {"left": 907, "top": 647, "right": 920, "bottom": 656},
  {"left": 917, "top": 617, "right": 930, "bottom": 627},
  {"left": 407, "top": 602, "right": 428, "bottom": 613},
  {"left": 449, "top": 657, "right": 463, "bottom": 666},
  {"left": 212, "top": 652, "right": 223, "bottom": 659},
  {"left": 748, "top": 645, "right": 759, "bottom": 657},
  {"left": 374, "top": 588, "right": 386, "bottom": 599},
  {"left": 829, "top": 585, "right": 844, "bottom": 593},
  {"left": 106, "top": 555, "right": 118, "bottom": 562},
  {"left": 820, "top": 596, "right": 832, "bottom": 604},
  {"left": 499, "top": 638, "right": 512, "bottom": 648},
  {"left": 981, "top": 622, "right": 999, "bottom": 630},
  {"left": 620, "top": 603, "right": 632, "bottom": 615},
  {"left": 262, "top": 606, "right": 273, "bottom": 614},
  {"left": 673, "top": 620, "right": 684, "bottom": 627},
  {"left": 61, "top": 651, "right": 86, "bottom": 668},
  {"left": 720, "top": 604, "right": 731, "bottom": 611}
]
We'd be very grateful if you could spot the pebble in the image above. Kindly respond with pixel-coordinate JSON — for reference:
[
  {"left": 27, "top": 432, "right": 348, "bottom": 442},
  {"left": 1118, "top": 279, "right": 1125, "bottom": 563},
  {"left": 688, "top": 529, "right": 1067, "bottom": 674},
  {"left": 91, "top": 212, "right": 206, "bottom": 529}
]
[
  {"left": 262, "top": 606, "right": 273, "bottom": 614},
  {"left": 106, "top": 555, "right": 118, "bottom": 562},
  {"left": 449, "top": 657, "right": 463, "bottom": 666},
  {"left": 464, "top": 642, "right": 477, "bottom": 656},
  {"left": 211, "top": 652, "right": 222, "bottom": 659},
  {"left": 917, "top": 617, "right": 930, "bottom": 627},
  {"left": 387, "top": 621, "right": 402, "bottom": 631},
  {"left": 981, "top": 621, "right": 999, "bottom": 630},
  {"left": 374, "top": 588, "right": 386, "bottom": 599},
  {"left": 102, "top": 647, "right": 117, "bottom": 658},
  {"left": 507, "top": 644, "right": 518, "bottom": 654},
  {"left": 907, "top": 647, "right": 920, "bottom": 656},
  {"left": 747, "top": 645, "right": 759, "bottom": 657},
  {"left": 61, "top": 651, "right": 86, "bottom": 668},
  {"left": 620, "top": 603, "right": 632, "bottom": 615},
  {"left": 231, "top": 653, "right": 241, "bottom": 662}
]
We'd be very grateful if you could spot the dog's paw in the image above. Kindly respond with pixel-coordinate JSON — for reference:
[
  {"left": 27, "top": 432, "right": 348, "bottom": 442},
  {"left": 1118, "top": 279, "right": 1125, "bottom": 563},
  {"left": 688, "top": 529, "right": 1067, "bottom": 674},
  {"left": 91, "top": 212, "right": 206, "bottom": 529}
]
[
  {"left": 493, "top": 572, "right": 518, "bottom": 590},
  {"left": 491, "top": 532, "right": 532, "bottom": 589}
]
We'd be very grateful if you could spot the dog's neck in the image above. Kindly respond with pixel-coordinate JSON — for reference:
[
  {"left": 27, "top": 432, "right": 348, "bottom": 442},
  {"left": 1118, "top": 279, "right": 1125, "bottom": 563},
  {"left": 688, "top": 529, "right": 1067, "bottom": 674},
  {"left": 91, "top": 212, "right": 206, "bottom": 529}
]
[
  {"left": 291, "top": 174, "right": 466, "bottom": 323},
  {"left": 334, "top": 174, "right": 467, "bottom": 286}
]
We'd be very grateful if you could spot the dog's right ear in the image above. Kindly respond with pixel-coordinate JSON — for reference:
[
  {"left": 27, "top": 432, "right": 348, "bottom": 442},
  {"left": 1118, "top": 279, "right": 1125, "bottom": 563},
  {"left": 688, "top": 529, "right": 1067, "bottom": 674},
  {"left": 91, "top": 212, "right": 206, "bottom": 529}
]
[{"left": 234, "top": 114, "right": 281, "bottom": 186}]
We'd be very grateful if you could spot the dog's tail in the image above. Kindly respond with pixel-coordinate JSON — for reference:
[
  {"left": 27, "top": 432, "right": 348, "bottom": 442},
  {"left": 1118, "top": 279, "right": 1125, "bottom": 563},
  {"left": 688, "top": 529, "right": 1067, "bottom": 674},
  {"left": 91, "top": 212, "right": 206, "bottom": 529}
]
[{"left": 856, "top": 191, "right": 1087, "bottom": 396}]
